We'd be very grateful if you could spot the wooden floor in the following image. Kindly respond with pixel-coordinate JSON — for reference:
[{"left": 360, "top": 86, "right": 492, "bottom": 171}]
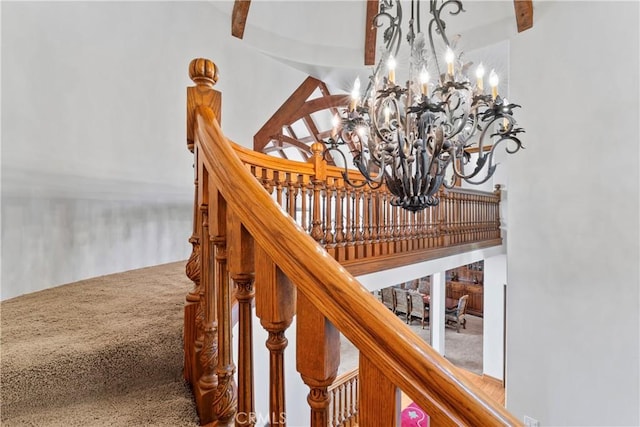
[{"left": 401, "top": 368, "right": 505, "bottom": 409}]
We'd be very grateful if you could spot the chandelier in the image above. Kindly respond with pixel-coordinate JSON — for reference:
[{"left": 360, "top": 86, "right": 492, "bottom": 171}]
[{"left": 324, "top": 0, "right": 525, "bottom": 212}]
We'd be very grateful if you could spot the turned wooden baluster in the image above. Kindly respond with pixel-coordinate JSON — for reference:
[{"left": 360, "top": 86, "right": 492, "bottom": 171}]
[
  {"left": 296, "top": 291, "right": 340, "bottom": 427},
  {"left": 184, "top": 170, "right": 201, "bottom": 384},
  {"left": 228, "top": 210, "right": 256, "bottom": 426},
  {"left": 186, "top": 57, "right": 221, "bottom": 386},
  {"left": 310, "top": 143, "right": 325, "bottom": 243},
  {"left": 359, "top": 354, "right": 399, "bottom": 426},
  {"left": 255, "top": 245, "right": 296, "bottom": 426},
  {"left": 208, "top": 188, "right": 238, "bottom": 426},
  {"left": 300, "top": 176, "right": 309, "bottom": 233},
  {"left": 195, "top": 191, "right": 219, "bottom": 422},
  {"left": 324, "top": 182, "right": 335, "bottom": 247}
]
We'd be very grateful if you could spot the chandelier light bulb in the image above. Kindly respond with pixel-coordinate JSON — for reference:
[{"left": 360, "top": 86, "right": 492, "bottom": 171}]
[
  {"left": 489, "top": 69, "right": 499, "bottom": 99},
  {"left": 420, "top": 66, "right": 430, "bottom": 96},
  {"left": 387, "top": 55, "right": 396, "bottom": 84},
  {"left": 475, "top": 63, "right": 485, "bottom": 91},
  {"left": 350, "top": 76, "right": 361, "bottom": 111},
  {"left": 445, "top": 47, "right": 455, "bottom": 76}
]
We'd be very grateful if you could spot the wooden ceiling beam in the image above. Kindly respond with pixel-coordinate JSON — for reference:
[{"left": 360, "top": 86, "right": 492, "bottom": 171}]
[
  {"left": 513, "top": 0, "right": 533, "bottom": 33},
  {"left": 232, "top": 0, "right": 252, "bottom": 39},
  {"left": 254, "top": 76, "right": 322, "bottom": 151},
  {"left": 364, "top": 0, "right": 379, "bottom": 65}
]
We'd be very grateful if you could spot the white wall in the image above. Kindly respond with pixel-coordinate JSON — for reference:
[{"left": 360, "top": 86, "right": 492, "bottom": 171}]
[
  {"left": 1, "top": 1, "right": 308, "bottom": 299},
  {"left": 506, "top": 1, "right": 639, "bottom": 425},
  {"left": 483, "top": 254, "right": 506, "bottom": 381}
]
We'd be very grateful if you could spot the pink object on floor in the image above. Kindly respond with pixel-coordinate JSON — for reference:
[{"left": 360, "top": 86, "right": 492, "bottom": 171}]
[{"left": 401, "top": 402, "right": 430, "bottom": 427}]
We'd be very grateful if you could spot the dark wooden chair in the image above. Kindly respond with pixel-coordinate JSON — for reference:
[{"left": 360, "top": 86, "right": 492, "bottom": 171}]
[
  {"left": 393, "top": 288, "right": 410, "bottom": 323},
  {"left": 408, "top": 291, "right": 429, "bottom": 329},
  {"left": 445, "top": 294, "right": 469, "bottom": 333}
]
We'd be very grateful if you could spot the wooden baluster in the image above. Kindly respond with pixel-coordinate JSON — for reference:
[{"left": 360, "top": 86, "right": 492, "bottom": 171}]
[
  {"left": 261, "top": 168, "right": 275, "bottom": 195},
  {"left": 300, "top": 176, "right": 309, "bottom": 233},
  {"left": 335, "top": 183, "right": 346, "bottom": 261},
  {"left": 362, "top": 187, "right": 371, "bottom": 256},
  {"left": 195, "top": 191, "right": 219, "bottom": 423},
  {"left": 385, "top": 191, "right": 393, "bottom": 253},
  {"left": 274, "top": 171, "right": 284, "bottom": 208},
  {"left": 353, "top": 375, "right": 359, "bottom": 425},
  {"left": 307, "top": 181, "right": 314, "bottom": 235},
  {"left": 377, "top": 190, "right": 386, "bottom": 254},
  {"left": 228, "top": 211, "right": 256, "bottom": 426},
  {"left": 324, "top": 181, "right": 335, "bottom": 247},
  {"left": 354, "top": 189, "right": 363, "bottom": 258},
  {"left": 494, "top": 184, "right": 502, "bottom": 239},
  {"left": 347, "top": 188, "right": 357, "bottom": 260},
  {"left": 296, "top": 291, "right": 340, "bottom": 427},
  {"left": 344, "top": 186, "right": 354, "bottom": 254},
  {"left": 371, "top": 189, "right": 379, "bottom": 244},
  {"left": 359, "top": 354, "right": 398, "bottom": 426},
  {"left": 209, "top": 189, "right": 238, "bottom": 426},
  {"left": 184, "top": 165, "right": 201, "bottom": 384},
  {"left": 186, "top": 57, "right": 221, "bottom": 388},
  {"left": 288, "top": 173, "right": 298, "bottom": 218},
  {"left": 255, "top": 245, "right": 296, "bottom": 427},
  {"left": 310, "top": 143, "right": 326, "bottom": 243}
]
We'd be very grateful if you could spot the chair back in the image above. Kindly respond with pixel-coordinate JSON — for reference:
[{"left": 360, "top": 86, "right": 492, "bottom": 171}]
[
  {"left": 409, "top": 292, "right": 426, "bottom": 316},
  {"left": 458, "top": 294, "right": 469, "bottom": 314},
  {"left": 393, "top": 288, "right": 409, "bottom": 314},
  {"left": 381, "top": 287, "right": 395, "bottom": 311}
]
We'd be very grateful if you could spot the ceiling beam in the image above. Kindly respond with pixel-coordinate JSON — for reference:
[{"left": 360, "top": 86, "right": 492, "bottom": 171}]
[
  {"left": 513, "top": 0, "right": 533, "bottom": 33},
  {"left": 364, "top": 0, "right": 379, "bottom": 65},
  {"left": 232, "top": 0, "right": 252, "bottom": 39}
]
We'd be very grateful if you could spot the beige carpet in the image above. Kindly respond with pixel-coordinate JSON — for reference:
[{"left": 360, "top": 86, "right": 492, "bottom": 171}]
[{"left": 1, "top": 262, "right": 199, "bottom": 426}]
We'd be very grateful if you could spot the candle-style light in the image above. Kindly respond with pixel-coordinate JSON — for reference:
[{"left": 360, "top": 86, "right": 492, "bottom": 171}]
[
  {"left": 489, "top": 69, "right": 499, "bottom": 99},
  {"left": 420, "top": 66, "right": 430, "bottom": 96},
  {"left": 445, "top": 47, "right": 455, "bottom": 76},
  {"left": 475, "top": 63, "right": 485, "bottom": 92},
  {"left": 350, "top": 77, "right": 361, "bottom": 111},
  {"left": 387, "top": 55, "right": 396, "bottom": 84}
]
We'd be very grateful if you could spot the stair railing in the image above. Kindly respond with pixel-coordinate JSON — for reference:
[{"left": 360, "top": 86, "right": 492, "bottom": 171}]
[{"left": 183, "top": 58, "right": 518, "bottom": 426}]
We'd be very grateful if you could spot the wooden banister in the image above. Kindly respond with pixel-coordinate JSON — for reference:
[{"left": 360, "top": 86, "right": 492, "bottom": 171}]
[{"left": 185, "top": 58, "right": 518, "bottom": 426}]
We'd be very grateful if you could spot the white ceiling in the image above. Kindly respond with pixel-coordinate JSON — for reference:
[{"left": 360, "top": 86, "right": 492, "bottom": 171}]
[{"left": 211, "top": 0, "right": 520, "bottom": 94}]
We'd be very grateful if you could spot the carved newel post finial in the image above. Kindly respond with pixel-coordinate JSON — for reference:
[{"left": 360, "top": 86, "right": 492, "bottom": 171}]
[
  {"left": 187, "top": 58, "right": 222, "bottom": 152},
  {"left": 189, "top": 58, "right": 219, "bottom": 87}
]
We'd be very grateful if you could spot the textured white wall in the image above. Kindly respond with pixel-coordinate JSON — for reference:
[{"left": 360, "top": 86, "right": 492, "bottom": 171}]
[
  {"left": 506, "top": 1, "right": 639, "bottom": 425},
  {"left": 1, "top": 1, "right": 308, "bottom": 300}
]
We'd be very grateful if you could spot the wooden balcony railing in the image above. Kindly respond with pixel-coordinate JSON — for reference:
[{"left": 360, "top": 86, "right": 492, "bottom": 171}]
[
  {"left": 328, "top": 369, "right": 359, "bottom": 427},
  {"left": 183, "top": 57, "right": 518, "bottom": 426},
  {"left": 232, "top": 127, "right": 502, "bottom": 277}
]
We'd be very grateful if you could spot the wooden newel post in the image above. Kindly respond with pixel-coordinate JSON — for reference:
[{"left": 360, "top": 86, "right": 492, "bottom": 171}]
[
  {"left": 255, "top": 245, "right": 296, "bottom": 426},
  {"left": 185, "top": 57, "right": 222, "bottom": 387},
  {"left": 296, "top": 291, "right": 340, "bottom": 427}
]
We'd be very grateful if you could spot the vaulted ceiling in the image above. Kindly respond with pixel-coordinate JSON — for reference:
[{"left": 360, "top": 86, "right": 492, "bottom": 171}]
[{"left": 223, "top": 0, "right": 532, "bottom": 91}]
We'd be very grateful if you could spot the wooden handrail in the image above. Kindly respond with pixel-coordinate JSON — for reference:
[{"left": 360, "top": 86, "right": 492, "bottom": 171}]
[{"left": 193, "top": 105, "right": 519, "bottom": 425}]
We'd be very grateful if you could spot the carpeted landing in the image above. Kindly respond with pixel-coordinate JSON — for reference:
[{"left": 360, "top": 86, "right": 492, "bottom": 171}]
[{"left": 1, "top": 262, "right": 200, "bottom": 426}]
